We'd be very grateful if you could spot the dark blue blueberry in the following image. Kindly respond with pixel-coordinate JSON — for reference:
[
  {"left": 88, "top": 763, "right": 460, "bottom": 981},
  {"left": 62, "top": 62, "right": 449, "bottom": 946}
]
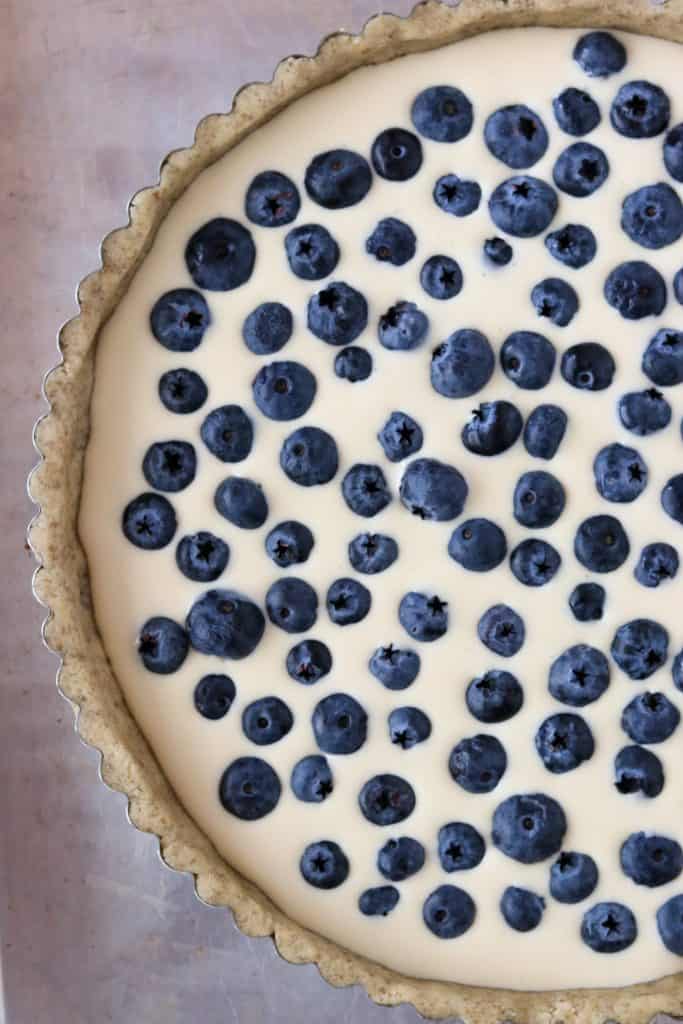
[
  {"left": 582, "top": 903, "right": 637, "bottom": 953},
  {"left": 500, "top": 887, "right": 545, "bottom": 932},
  {"left": 574, "top": 515, "right": 630, "bottom": 573},
  {"left": 449, "top": 734, "right": 507, "bottom": 794},
  {"left": 561, "top": 342, "right": 615, "bottom": 391},
  {"left": 433, "top": 175, "right": 481, "bottom": 217},
  {"left": 388, "top": 706, "right": 432, "bottom": 749},
  {"left": 501, "top": 331, "right": 556, "bottom": 390},
  {"left": 462, "top": 401, "right": 523, "bottom": 457},
  {"left": 477, "top": 606, "right": 525, "bottom": 659},
  {"left": 643, "top": 329, "right": 683, "bottom": 386},
  {"left": 359, "top": 774, "right": 415, "bottom": 826},
  {"left": 488, "top": 176, "right": 558, "bottom": 237},
  {"left": 242, "top": 302, "right": 293, "bottom": 355},
  {"left": 369, "top": 645, "right": 420, "bottom": 691},
  {"left": 531, "top": 278, "right": 578, "bottom": 327},
  {"left": 266, "top": 577, "right": 318, "bottom": 633},
  {"left": 142, "top": 440, "right": 196, "bottom": 493},
  {"left": 605, "top": 260, "right": 667, "bottom": 319},
  {"left": 594, "top": 443, "right": 648, "bottom": 503},
  {"left": 284, "top": 223, "right": 339, "bottom": 280},
  {"left": 674, "top": 267, "right": 683, "bottom": 303},
  {"left": 348, "top": 533, "right": 398, "bottom": 575},
  {"left": 411, "top": 85, "right": 474, "bottom": 142},
  {"left": 615, "top": 745, "right": 664, "bottom": 797},
  {"left": 158, "top": 368, "right": 208, "bottom": 414},
  {"left": 448, "top": 518, "right": 507, "bottom": 572},
  {"left": 378, "top": 836, "right": 426, "bottom": 881},
  {"left": 214, "top": 477, "right": 268, "bottom": 529},
  {"left": 612, "top": 619, "right": 669, "bottom": 680},
  {"left": 553, "top": 142, "right": 609, "bottom": 197},
  {"left": 574, "top": 31, "right": 626, "bottom": 77},
  {"left": 137, "top": 616, "right": 188, "bottom": 674},
  {"left": 300, "top": 841, "right": 349, "bottom": 889},
  {"left": 484, "top": 236, "right": 513, "bottom": 266},
  {"left": 313, "top": 693, "right": 367, "bottom": 754},
  {"left": 334, "top": 346, "right": 372, "bottom": 382},
  {"left": 201, "top": 405, "right": 253, "bottom": 462},
  {"left": 635, "top": 542, "right": 679, "bottom": 588},
  {"left": 535, "top": 713, "right": 595, "bottom": 774},
  {"left": 371, "top": 127, "right": 423, "bottom": 181},
  {"left": 176, "top": 531, "right": 229, "bottom": 582},
  {"left": 378, "top": 411, "right": 423, "bottom": 462},
  {"left": 359, "top": 886, "right": 400, "bottom": 917},
  {"left": 252, "top": 361, "right": 316, "bottom": 421},
  {"left": 484, "top": 105, "right": 548, "bottom": 169},
  {"left": 185, "top": 217, "right": 255, "bottom": 291},
  {"left": 420, "top": 255, "right": 463, "bottom": 300},
  {"left": 619, "top": 388, "right": 672, "bottom": 435},
  {"left": 550, "top": 851, "right": 599, "bottom": 903},
  {"left": 611, "top": 80, "right": 670, "bottom": 139},
  {"left": 366, "top": 217, "right": 416, "bottom": 266},
  {"left": 663, "top": 473, "right": 683, "bottom": 524},
  {"left": 510, "top": 538, "right": 561, "bottom": 587},
  {"left": 423, "top": 885, "right": 476, "bottom": 939},
  {"left": 242, "top": 696, "right": 293, "bottom": 746},
  {"left": 326, "top": 577, "right": 371, "bottom": 626},
  {"left": 657, "top": 895, "right": 683, "bottom": 953},
  {"left": 553, "top": 87, "right": 601, "bottom": 136},
  {"left": 664, "top": 123, "right": 683, "bottom": 182},
  {"left": 305, "top": 149, "right": 372, "bottom": 209},
  {"left": 291, "top": 755, "right": 333, "bottom": 803},
  {"left": 466, "top": 669, "right": 524, "bottom": 724},
  {"left": 342, "top": 463, "right": 391, "bottom": 518},
  {"left": 194, "top": 674, "right": 236, "bottom": 720},
  {"left": 280, "top": 426, "right": 339, "bottom": 486},
  {"left": 307, "top": 281, "right": 368, "bottom": 346},
  {"left": 549, "top": 645, "right": 610, "bottom": 707},
  {"left": 492, "top": 793, "right": 567, "bottom": 864},
  {"left": 245, "top": 170, "right": 300, "bottom": 227},
  {"left": 265, "top": 520, "right": 314, "bottom": 568},
  {"left": 378, "top": 300, "right": 429, "bottom": 351},
  {"left": 569, "top": 583, "right": 606, "bottom": 623},
  {"left": 545, "top": 223, "right": 597, "bottom": 269},
  {"left": 524, "top": 404, "right": 568, "bottom": 460},
  {"left": 122, "top": 492, "right": 176, "bottom": 550},
  {"left": 622, "top": 692, "right": 680, "bottom": 744},
  {"left": 286, "top": 639, "right": 332, "bottom": 685},
  {"left": 438, "top": 823, "right": 486, "bottom": 872},
  {"left": 398, "top": 591, "right": 448, "bottom": 643},
  {"left": 430, "top": 329, "right": 494, "bottom": 398},
  {"left": 219, "top": 757, "right": 281, "bottom": 820},
  {"left": 399, "top": 458, "right": 468, "bottom": 521},
  {"left": 150, "top": 289, "right": 210, "bottom": 352},
  {"left": 186, "top": 589, "right": 265, "bottom": 659},
  {"left": 622, "top": 183, "right": 683, "bottom": 249},
  {"left": 674, "top": 650, "right": 683, "bottom": 691}
]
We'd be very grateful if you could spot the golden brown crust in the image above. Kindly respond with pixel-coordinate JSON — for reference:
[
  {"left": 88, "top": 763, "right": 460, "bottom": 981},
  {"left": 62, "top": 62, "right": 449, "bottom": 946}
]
[{"left": 28, "top": 1, "right": 683, "bottom": 1018}]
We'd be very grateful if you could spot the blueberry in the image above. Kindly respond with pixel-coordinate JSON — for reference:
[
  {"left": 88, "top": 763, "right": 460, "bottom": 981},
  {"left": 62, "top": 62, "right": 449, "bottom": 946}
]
[
  {"left": 252, "top": 361, "right": 316, "bottom": 421},
  {"left": 545, "top": 223, "right": 597, "bottom": 269},
  {"left": 550, "top": 851, "right": 599, "bottom": 903},
  {"left": 266, "top": 577, "right": 318, "bottom": 633},
  {"left": 185, "top": 217, "right": 255, "bottom": 291},
  {"left": 158, "top": 368, "right": 208, "bottom": 413},
  {"left": 420, "top": 255, "right": 463, "bottom": 300},
  {"left": 378, "top": 837, "right": 426, "bottom": 881},
  {"left": 265, "top": 520, "right": 314, "bottom": 568},
  {"left": 430, "top": 329, "right": 494, "bottom": 398},
  {"left": 488, "top": 176, "right": 558, "bottom": 237},
  {"left": 611, "top": 80, "right": 670, "bottom": 139},
  {"left": 477, "top": 607, "right": 525, "bottom": 660},
  {"left": 194, "top": 674, "right": 236, "bottom": 720},
  {"left": 201, "top": 405, "right": 253, "bottom": 462},
  {"left": 594, "top": 443, "right": 648, "bottom": 504},
  {"left": 549, "top": 645, "right": 610, "bottom": 707},
  {"left": 622, "top": 692, "right": 680, "bottom": 744},
  {"left": 448, "top": 518, "right": 507, "bottom": 572},
  {"left": 348, "top": 533, "right": 398, "bottom": 575},
  {"left": 326, "top": 577, "right": 371, "bottom": 626},
  {"left": 307, "top": 281, "right": 368, "bottom": 346},
  {"left": 674, "top": 650, "right": 683, "bottom": 691},
  {"left": 622, "top": 183, "right": 683, "bottom": 250},
  {"left": 553, "top": 142, "right": 609, "bottom": 197},
  {"left": 313, "top": 693, "right": 368, "bottom": 754},
  {"left": 366, "top": 217, "right": 416, "bottom": 266},
  {"left": 342, "top": 464, "right": 391, "bottom": 518},
  {"left": 492, "top": 793, "right": 567, "bottom": 864},
  {"left": 433, "top": 175, "right": 481, "bottom": 217},
  {"left": 466, "top": 669, "right": 524, "bottom": 723},
  {"left": 286, "top": 639, "right": 332, "bottom": 685},
  {"left": 513, "top": 470, "right": 566, "bottom": 530},
  {"left": 574, "top": 31, "right": 626, "bottom": 77},
  {"left": 359, "top": 774, "right": 416, "bottom": 826},
  {"left": 664, "top": 123, "right": 683, "bottom": 182},
  {"left": 484, "top": 105, "right": 548, "bottom": 169},
  {"left": 300, "top": 841, "right": 349, "bottom": 889},
  {"left": 122, "top": 492, "right": 177, "bottom": 550},
  {"left": 186, "top": 589, "right": 265, "bottom": 659},
  {"left": 635, "top": 543, "right": 679, "bottom": 588},
  {"left": 561, "top": 342, "right": 616, "bottom": 392},
  {"left": 176, "top": 531, "right": 229, "bottom": 582},
  {"left": 676, "top": 267, "right": 683, "bottom": 304},
  {"left": 535, "top": 713, "right": 595, "bottom": 774},
  {"left": 553, "top": 87, "right": 601, "bottom": 136},
  {"left": 569, "top": 583, "right": 606, "bottom": 623},
  {"left": 501, "top": 331, "right": 556, "bottom": 391},
  {"left": 334, "top": 346, "right": 373, "bottom": 382},
  {"left": 242, "top": 696, "right": 293, "bottom": 746},
  {"left": 523, "top": 404, "right": 568, "bottom": 460},
  {"left": 643, "top": 329, "right": 683, "bottom": 386},
  {"left": 142, "top": 440, "right": 196, "bottom": 493},
  {"left": 388, "top": 706, "right": 432, "bottom": 750},
  {"left": 462, "top": 401, "right": 524, "bottom": 458},
  {"left": 449, "top": 734, "right": 507, "bottom": 793},
  {"left": 359, "top": 886, "right": 400, "bottom": 917},
  {"left": 369, "top": 645, "right": 420, "bottom": 690},
  {"left": 378, "top": 411, "right": 423, "bottom": 463},
  {"left": 615, "top": 745, "right": 664, "bottom": 797},
  {"left": 411, "top": 85, "right": 474, "bottom": 142},
  {"left": 214, "top": 477, "right": 268, "bottom": 529},
  {"left": 219, "top": 757, "right": 281, "bottom": 820},
  {"left": 378, "top": 300, "right": 430, "bottom": 351},
  {"left": 438, "top": 823, "right": 486, "bottom": 872},
  {"left": 371, "top": 127, "right": 423, "bottom": 181},
  {"left": 657, "top": 895, "right": 683, "bottom": 954},
  {"left": 242, "top": 302, "right": 293, "bottom": 355},
  {"left": 484, "top": 237, "right": 513, "bottom": 266},
  {"left": 285, "top": 223, "right": 339, "bottom": 280},
  {"left": 574, "top": 515, "right": 630, "bottom": 573},
  {"left": 245, "top": 170, "right": 300, "bottom": 226},
  {"left": 423, "top": 885, "right": 476, "bottom": 939},
  {"left": 663, "top": 474, "right": 683, "bottom": 524},
  {"left": 618, "top": 388, "right": 672, "bottom": 435},
  {"left": 305, "top": 149, "right": 372, "bottom": 209},
  {"left": 398, "top": 592, "right": 448, "bottom": 643},
  {"left": 291, "top": 755, "right": 333, "bottom": 803},
  {"left": 150, "top": 289, "right": 211, "bottom": 352},
  {"left": 611, "top": 619, "right": 669, "bottom": 680},
  {"left": 280, "top": 426, "right": 339, "bottom": 486},
  {"left": 500, "top": 887, "right": 545, "bottom": 932},
  {"left": 399, "top": 458, "right": 468, "bottom": 521},
  {"left": 531, "top": 278, "right": 579, "bottom": 327},
  {"left": 582, "top": 902, "right": 637, "bottom": 953},
  {"left": 137, "top": 616, "right": 188, "bottom": 674},
  {"left": 605, "top": 260, "right": 667, "bottom": 319},
  {"left": 510, "top": 538, "right": 562, "bottom": 587}
]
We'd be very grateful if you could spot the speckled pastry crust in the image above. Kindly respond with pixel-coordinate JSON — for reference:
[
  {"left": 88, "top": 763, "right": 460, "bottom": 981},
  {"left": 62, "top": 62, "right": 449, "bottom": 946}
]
[{"left": 28, "top": 1, "right": 683, "bottom": 1019}]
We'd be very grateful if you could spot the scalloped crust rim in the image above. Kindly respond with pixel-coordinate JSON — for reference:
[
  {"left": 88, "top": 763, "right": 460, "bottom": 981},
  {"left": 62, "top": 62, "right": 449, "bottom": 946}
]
[{"left": 28, "top": 1, "right": 683, "bottom": 1020}]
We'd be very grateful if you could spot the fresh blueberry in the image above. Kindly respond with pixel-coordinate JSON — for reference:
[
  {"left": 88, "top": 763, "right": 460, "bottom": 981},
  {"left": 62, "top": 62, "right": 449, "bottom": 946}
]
[
  {"left": 411, "top": 85, "right": 474, "bottom": 142},
  {"left": 378, "top": 411, "right": 423, "bottom": 463},
  {"left": 574, "top": 31, "right": 626, "bottom": 77},
  {"left": 342, "top": 464, "right": 391, "bottom": 518},
  {"left": 553, "top": 142, "right": 609, "bottom": 197},
  {"left": 398, "top": 592, "right": 449, "bottom": 643},
  {"left": 366, "top": 217, "right": 416, "bottom": 266},
  {"left": 359, "top": 886, "right": 400, "bottom": 917},
  {"left": 286, "top": 639, "right": 332, "bottom": 685},
  {"left": 449, "top": 734, "right": 507, "bottom": 794},
  {"left": 492, "top": 793, "right": 567, "bottom": 864},
  {"left": 448, "top": 518, "right": 507, "bottom": 572},
  {"left": 378, "top": 300, "right": 430, "bottom": 351},
  {"left": 252, "top": 361, "right": 316, "bottom": 421},
  {"left": 663, "top": 473, "right": 683, "bottom": 524},
  {"left": 176, "top": 531, "right": 229, "bottom": 582},
  {"left": 484, "top": 105, "right": 548, "bottom": 169},
  {"left": 569, "top": 583, "right": 606, "bottom": 623},
  {"left": 122, "top": 492, "right": 176, "bottom": 550},
  {"left": 388, "top": 706, "right": 432, "bottom": 749},
  {"left": 242, "top": 696, "right": 293, "bottom": 746},
  {"left": 142, "top": 440, "right": 196, "bottom": 493},
  {"left": 137, "top": 616, "right": 188, "bottom": 674},
  {"left": 574, "top": 514, "right": 630, "bottom": 572},
  {"left": 194, "top": 674, "right": 236, "bottom": 720},
  {"left": 622, "top": 183, "right": 683, "bottom": 250},
  {"left": 582, "top": 902, "right": 637, "bottom": 953},
  {"left": 378, "top": 836, "right": 426, "bottom": 881},
  {"left": 605, "top": 260, "right": 667, "bottom": 319},
  {"left": 674, "top": 650, "right": 683, "bottom": 691},
  {"left": 500, "top": 887, "right": 545, "bottom": 932},
  {"left": 488, "top": 176, "right": 558, "bottom": 237},
  {"left": 214, "top": 477, "right": 268, "bottom": 529},
  {"left": 635, "top": 542, "right": 679, "bottom": 588},
  {"left": 513, "top": 470, "right": 566, "bottom": 529},
  {"left": 477, "top": 607, "right": 525, "bottom": 660},
  {"left": 348, "top": 533, "right": 398, "bottom": 575},
  {"left": 359, "top": 774, "right": 416, "bottom": 826},
  {"left": 675, "top": 267, "right": 683, "bottom": 304},
  {"left": 371, "top": 127, "right": 423, "bottom": 181},
  {"left": 280, "top": 427, "right": 339, "bottom": 486},
  {"left": 420, "top": 255, "right": 463, "bottom": 300},
  {"left": 430, "top": 329, "right": 494, "bottom": 399},
  {"left": 657, "top": 895, "right": 683, "bottom": 953},
  {"left": 285, "top": 223, "right": 339, "bottom": 280},
  {"left": 265, "top": 520, "right": 314, "bottom": 568},
  {"left": 219, "top": 757, "right": 281, "bottom": 820},
  {"left": 305, "top": 149, "right": 372, "bottom": 209},
  {"left": 553, "top": 87, "right": 601, "bottom": 136},
  {"left": 484, "top": 237, "right": 513, "bottom": 266},
  {"left": 313, "top": 693, "right": 368, "bottom": 755},
  {"left": 326, "top": 577, "right": 371, "bottom": 626},
  {"left": 561, "top": 342, "right": 615, "bottom": 391},
  {"left": 245, "top": 170, "right": 300, "bottom": 226},
  {"left": 158, "top": 368, "right": 208, "bottom": 414},
  {"left": 501, "top": 331, "right": 556, "bottom": 390},
  {"left": 523, "top": 404, "right": 568, "bottom": 460},
  {"left": 615, "top": 745, "right": 665, "bottom": 797},
  {"left": 549, "top": 645, "right": 610, "bottom": 707},
  {"left": 291, "top": 755, "right": 333, "bottom": 803},
  {"left": 618, "top": 388, "right": 672, "bottom": 435},
  {"left": 466, "top": 669, "right": 524, "bottom": 723},
  {"left": 462, "top": 401, "right": 523, "bottom": 457},
  {"left": 300, "top": 841, "right": 349, "bottom": 889},
  {"left": 369, "top": 645, "right": 420, "bottom": 690},
  {"left": 531, "top": 278, "right": 579, "bottom": 327},
  {"left": 266, "top": 577, "right": 318, "bottom": 633},
  {"left": 307, "top": 281, "right": 368, "bottom": 346},
  {"left": 550, "top": 851, "right": 599, "bottom": 903},
  {"left": 545, "top": 223, "right": 597, "bottom": 269},
  {"left": 612, "top": 619, "right": 669, "bottom": 680},
  {"left": 643, "top": 329, "right": 683, "bottom": 386},
  {"left": 186, "top": 589, "right": 265, "bottom": 659},
  {"left": 242, "top": 302, "right": 293, "bottom": 355},
  {"left": 150, "top": 289, "right": 211, "bottom": 352},
  {"left": 622, "top": 692, "right": 680, "bottom": 744},
  {"left": 510, "top": 538, "right": 561, "bottom": 587},
  {"left": 201, "top": 405, "right": 253, "bottom": 462},
  {"left": 423, "top": 885, "right": 476, "bottom": 939},
  {"left": 611, "top": 80, "right": 670, "bottom": 139},
  {"left": 185, "top": 217, "right": 255, "bottom": 291},
  {"left": 438, "top": 823, "right": 486, "bottom": 872},
  {"left": 664, "top": 123, "right": 683, "bottom": 182},
  {"left": 334, "top": 346, "right": 373, "bottom": 382},
  {"left": 535, "top": 713, "right": 595, "bottom": 774},
  {"left": 594, "top": 443, "right": 648, "bottom": 503},
  {"left": 399, "top": 458, "right": 468, "bottom": 521},
  {"left": 433, "top": 175, "right": 481, "bottom": 217}
]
